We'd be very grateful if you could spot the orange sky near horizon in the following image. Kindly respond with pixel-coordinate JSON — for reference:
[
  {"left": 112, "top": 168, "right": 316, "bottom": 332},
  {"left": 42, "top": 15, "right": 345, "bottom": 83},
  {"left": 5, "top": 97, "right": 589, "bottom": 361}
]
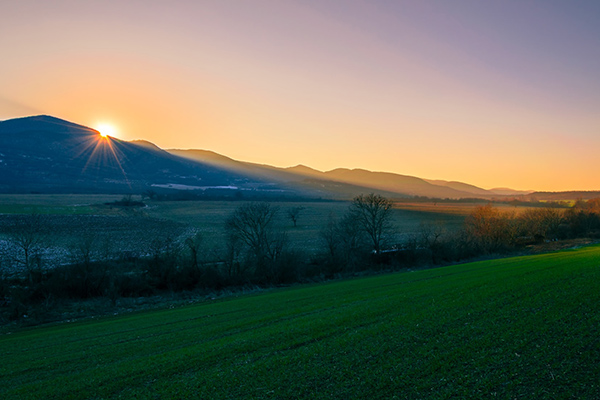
[{"left": 1, "top": 1, "right": 599, "bottom": 192}]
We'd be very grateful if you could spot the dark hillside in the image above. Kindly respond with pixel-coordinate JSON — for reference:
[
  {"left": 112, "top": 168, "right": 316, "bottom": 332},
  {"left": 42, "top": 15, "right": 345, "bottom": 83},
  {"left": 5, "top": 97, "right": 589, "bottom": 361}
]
[{"left": 0, "top": 116, "right": 251, "bottom": 193}]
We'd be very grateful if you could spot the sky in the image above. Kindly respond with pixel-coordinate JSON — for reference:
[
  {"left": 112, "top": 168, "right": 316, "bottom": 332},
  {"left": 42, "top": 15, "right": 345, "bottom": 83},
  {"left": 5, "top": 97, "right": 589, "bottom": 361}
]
[{"left": 1, "top": 0, "right": 599, "bottom": 192}]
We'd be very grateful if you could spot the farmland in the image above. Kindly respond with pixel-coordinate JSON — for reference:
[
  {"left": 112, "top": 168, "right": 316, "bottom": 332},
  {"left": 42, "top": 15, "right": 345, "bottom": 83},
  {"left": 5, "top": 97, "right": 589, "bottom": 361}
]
[
  {"left": 0, "top": 194, "right": 467, "bottom": 260},
  {"left": 1, "top": 244, "right": 599, "bottom": 398},
  {"left": 140, "top": 199, "right": 467, "bottom": 252},
  {"left": 393, "top": 200, "right": 559, "bottom": 216}
]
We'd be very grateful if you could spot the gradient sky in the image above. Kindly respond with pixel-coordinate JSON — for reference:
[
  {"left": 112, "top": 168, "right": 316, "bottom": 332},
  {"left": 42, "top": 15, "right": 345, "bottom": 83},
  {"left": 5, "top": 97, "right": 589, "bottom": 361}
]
[{"left": 1, "top": 0, "right": 599, "bottom": 191}]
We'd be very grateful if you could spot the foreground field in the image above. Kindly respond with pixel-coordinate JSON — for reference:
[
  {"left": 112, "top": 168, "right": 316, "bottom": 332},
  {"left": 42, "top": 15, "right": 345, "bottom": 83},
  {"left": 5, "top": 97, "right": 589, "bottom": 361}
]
[{"left": 2, "top": 245, "right": 599, "bottom": 399}]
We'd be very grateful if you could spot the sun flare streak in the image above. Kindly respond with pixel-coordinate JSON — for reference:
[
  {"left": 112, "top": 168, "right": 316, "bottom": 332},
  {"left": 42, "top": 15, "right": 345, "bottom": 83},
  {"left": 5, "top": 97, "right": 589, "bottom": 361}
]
[{"left": 75, "top": 131, "right": 131, "bottom": 190}]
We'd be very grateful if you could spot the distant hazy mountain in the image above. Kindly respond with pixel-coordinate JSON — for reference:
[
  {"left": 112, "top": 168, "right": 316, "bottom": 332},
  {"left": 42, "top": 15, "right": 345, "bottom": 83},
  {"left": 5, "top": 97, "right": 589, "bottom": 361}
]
[
  {"left": 426, "top": 180, "right": 532, "bottom": 197},
  {"left": 424, "top": 179, "right": 493, "bottom": 196},
  {"left": 322, "top": 168, "right": 478, "bottom": 198},
  {"left": 169, "top": 149, "right": 401, "bottom": 199},
  {"left": 487, "top": 187, "right": 533, "bottom": 196},
  {"left": 0, "top": 115, "right": 531, "bottom": 199},
  {"left": 171, "top": 151, "right": 508, "bottom": 199}
]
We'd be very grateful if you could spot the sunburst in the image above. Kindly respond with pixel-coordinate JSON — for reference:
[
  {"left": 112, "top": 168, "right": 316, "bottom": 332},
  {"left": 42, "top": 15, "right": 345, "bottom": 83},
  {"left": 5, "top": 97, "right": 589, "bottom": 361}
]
[
  {"left": 69, "top": 121, "right": 131, "bottom": 189},
  {"left": 95, "top": 123, "right": 117, "bottom": 138}
]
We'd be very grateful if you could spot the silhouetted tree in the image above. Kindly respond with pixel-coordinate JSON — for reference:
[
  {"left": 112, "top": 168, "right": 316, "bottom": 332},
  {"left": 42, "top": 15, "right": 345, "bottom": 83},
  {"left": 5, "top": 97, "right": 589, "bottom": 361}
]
[
  {"left": 63, "top": 232, "right": 112, "bottom": 298},
  {"left": 465, "top": 204, "right": 517, "bottom": 252},
  {"left": 519, "top": 207, "right": 563, "bottom": 242},
  {"left": 68, "top": 232, "right": 97, "bottom": 267},
  {"left": 563, "top": 200, "right": 600, "bottom": 237},
  {"left": 184, "top": 232, "right": 203, "bottom": 270},
  {"left": 225, "top": 202, "right": 286, "bottom": 281},
  {"left": 337, "top": 212, "right": 366, "bottom": 269},
  {"left": 223, "top": 230, "right": 243, "bottom": 278},
  {"left": 5, "top": 214, "right": 47, "bottom": 284},
  {"left": 348, "top": 193, "right": 394, "bottom": 253},
  {"left": 147, "top": 236, "right": 181, "bottom": 290},
  {"left": 417, "top": 222, "right": 448, "bottom": 263},
  {"left": 286, "top": 206, "right": 305, "bottom": 227},
  {"left": 141, "top": 189, "right": 157, "bottom": 200},
  {"left": 320, "top": 213, "right": 340, "bottom": 262},
  {"left": 319, "top": 211, "right": 364, "bottom": 273}
]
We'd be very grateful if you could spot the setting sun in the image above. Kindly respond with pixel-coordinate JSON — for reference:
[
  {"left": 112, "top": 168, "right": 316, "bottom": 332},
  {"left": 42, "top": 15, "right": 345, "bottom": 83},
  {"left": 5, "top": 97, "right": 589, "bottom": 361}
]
[{"left": 96, "top": 123, "right": 117, "bottom": 138}]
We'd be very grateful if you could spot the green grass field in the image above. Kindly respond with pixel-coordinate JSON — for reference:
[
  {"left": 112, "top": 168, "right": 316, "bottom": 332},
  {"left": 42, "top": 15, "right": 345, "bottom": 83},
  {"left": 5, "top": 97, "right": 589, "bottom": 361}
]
[
  {"left": 2, "top": 245, "right": 599, "bottom": 399},
  {"left": 0, "top": 194, "right": 123, "bottom": 215}
]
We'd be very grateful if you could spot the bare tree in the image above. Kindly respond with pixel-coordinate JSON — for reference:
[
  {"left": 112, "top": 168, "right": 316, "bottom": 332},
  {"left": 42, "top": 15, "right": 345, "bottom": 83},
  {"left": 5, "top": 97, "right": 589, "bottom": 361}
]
[
  {"left": 223, "top": 230, "right": 243, "bottom": 278},
  {"left": 286, "top": 206, "right": 305, "bottom": 227},
  {"left": 226, "top": 203, "right": 279, "bottom": 260},
  {"left": 337, "top": 212, "right": 365, "bottom": 269},
  {"left": 320, "top": 213, "right": 340, "bottom": 261},
  {"left": 66, "top": 232, "right": 112, "bottom": 298},
  {"left": 225, "top": 202, "right": 285, "bottom": 279},
  {"left": 465, "top": 204, "right": 518, "bottom": 252},
  {"left": 416, "top": 222, "right": 448, "bottom": 264},
  {"left": 5, "top": 214, "right": 47, "bottom": 284},
  {"left": 519, "top": 207, "right": 563, "bottom": 242},
  {"left": 319, "top": 210, "right": 367, "bottom": 273},
  {"left": 418, "top": 222, "right": 446, "bottom": 249},
  {"left": 69, "top": 232, "right": 97, "bottom": 268},
  {"left": 141, "top": 189, "right": 157, "bottom": 200},
  {"left": 348, "top": 193, "right": 394, "bottom": 253},
  {"left": 147, "top": 235, "right": 181, "bottom": 290},
  {"left": 184, "top": 232, "right": 203, "bottom": 270}
]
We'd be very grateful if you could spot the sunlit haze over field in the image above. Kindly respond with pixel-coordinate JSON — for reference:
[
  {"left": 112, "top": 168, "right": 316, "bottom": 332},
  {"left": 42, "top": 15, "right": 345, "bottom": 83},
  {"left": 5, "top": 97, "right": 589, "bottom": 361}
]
[{"left": 1, "top": 1, "right": 599, "bottom": 191}]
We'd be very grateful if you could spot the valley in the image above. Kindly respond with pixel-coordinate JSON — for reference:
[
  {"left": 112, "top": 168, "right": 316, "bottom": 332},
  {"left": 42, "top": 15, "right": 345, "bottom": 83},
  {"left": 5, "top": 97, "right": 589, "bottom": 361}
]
[{"left": 3, "top": 3, "right": 600, "bottom": 398}]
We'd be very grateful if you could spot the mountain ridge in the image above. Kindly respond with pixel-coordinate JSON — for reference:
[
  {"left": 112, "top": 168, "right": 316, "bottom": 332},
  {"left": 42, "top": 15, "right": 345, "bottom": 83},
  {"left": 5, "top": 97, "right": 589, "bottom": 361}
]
[{"left": 1, "top": 115, "right": 535, "bottom": 199}]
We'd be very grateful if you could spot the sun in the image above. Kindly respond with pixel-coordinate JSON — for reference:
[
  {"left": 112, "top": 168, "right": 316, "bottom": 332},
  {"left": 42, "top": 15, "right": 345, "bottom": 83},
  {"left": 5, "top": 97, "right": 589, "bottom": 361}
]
[{"left": 95, "top": 123, "right": 117, "bottom": 138}]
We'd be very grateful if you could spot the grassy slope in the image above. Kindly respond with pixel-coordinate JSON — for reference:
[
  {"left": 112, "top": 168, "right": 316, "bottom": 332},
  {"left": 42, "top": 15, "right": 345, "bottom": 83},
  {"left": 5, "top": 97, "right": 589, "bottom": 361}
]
[{"left": 2, "top": 246, "right": 600, "bottom": 399}]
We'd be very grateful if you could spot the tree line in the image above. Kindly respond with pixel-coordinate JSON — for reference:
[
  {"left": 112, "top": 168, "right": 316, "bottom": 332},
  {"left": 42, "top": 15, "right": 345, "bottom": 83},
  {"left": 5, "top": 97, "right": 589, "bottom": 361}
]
[{"left": 1, "top": 194, "right": 599, "bottom": 323}]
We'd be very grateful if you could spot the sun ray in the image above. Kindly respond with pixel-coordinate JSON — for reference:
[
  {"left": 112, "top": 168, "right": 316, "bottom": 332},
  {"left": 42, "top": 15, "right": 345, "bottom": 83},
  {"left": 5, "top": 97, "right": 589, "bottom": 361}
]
[
  {"left": 103, "top": 137, "right": 130, "bottom": 189},
  {"left": 73, "top": 129, "right": 131, "bottom": 190}
]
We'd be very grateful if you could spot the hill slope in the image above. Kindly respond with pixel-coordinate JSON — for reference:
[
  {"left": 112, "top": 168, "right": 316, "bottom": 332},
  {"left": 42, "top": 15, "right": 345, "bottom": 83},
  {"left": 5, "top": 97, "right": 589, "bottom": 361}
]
[
  {"left": 0, "top": 115, "right": 536, "bottom": 199},
  {"left": 170, "top": 149, "right": 409, "bottom": 199},
  {"left": 2, "top": 245, "right": 599, "bottom": 399},
  {"left": 0, "top": 116, "right": 257, "bottom": 193},
  {"left": 324, "top": 168, "right": 477, "bottom": 198},
  {"left": 171, "top": 149, "right": 503, "bottom": 199}
]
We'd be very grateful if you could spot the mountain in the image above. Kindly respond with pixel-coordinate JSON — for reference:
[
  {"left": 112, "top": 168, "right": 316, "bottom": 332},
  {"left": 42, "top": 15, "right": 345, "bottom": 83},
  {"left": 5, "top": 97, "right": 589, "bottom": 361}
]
[
  {"left": 171, "top": 151, "right": 500, "bottom": 199},
  {"left": 285, "top": 165, "right": 323, "bottom": 176},
  {"left": 322, "top": 168, "right": 477, "bottom": 198},
  {"left": 1, "top": 115, "right": 528, "bottom": 199},
  {"left": 0, "top": 115, "right": 254, "bottom": 193},
  {"left": 425, "top": 179, "right": 493, "bottom": 197},
  {"left": 488, "top": 187, "right": 533, "bottom": 196},
  {"left": 169, "top": 149, "right": 401, "bottom": 199}
]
